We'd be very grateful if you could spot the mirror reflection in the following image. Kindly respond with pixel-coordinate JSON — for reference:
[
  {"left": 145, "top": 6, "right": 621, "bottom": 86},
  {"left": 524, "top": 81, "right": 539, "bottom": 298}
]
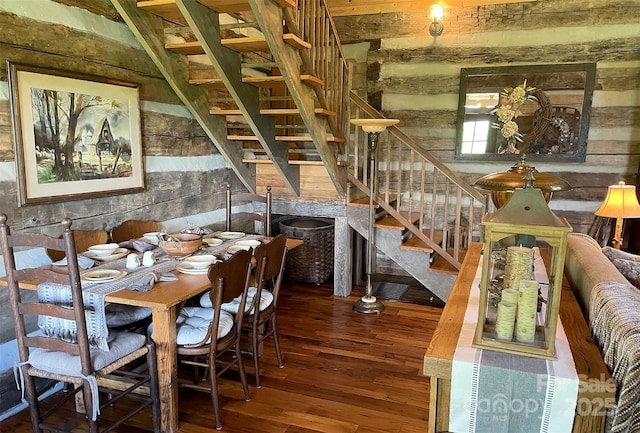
[{"left": 455, "top": 63, "right": 596, "bottom": 162}]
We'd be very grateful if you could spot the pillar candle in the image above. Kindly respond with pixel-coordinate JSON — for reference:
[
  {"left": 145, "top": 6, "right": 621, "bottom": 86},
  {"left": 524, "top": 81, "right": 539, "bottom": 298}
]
[
  {"left": 495, "top": 301, "right": 517, "bottom": 340},
  {"left": 516, "top": 279, "right": 539, "bottom": 343},
  {"left": 504, "top": 246, "right": 533, "bottom": 290},
  {"left": 501, "top": 288, "right": 519, "bottom": 307}
]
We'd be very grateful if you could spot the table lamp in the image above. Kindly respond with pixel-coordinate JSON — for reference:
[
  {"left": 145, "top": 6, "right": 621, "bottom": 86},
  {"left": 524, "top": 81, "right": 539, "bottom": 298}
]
[
  {"left": 595, "top": 181, "right": 640, "bottom": 249},
  {"left": 350, "top": 118, "right": 399, "bottom": 314}
]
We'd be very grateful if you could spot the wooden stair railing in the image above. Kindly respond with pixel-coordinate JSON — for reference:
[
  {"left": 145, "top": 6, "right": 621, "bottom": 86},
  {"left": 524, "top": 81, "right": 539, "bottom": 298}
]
[{"left": 348, "top": 91, "right": 488, "bottom": 270}]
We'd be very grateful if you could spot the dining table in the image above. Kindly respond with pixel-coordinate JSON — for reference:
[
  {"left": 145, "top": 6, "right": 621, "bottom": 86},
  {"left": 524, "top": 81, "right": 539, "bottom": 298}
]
[{"left": 6, "top": 233, "right": 302, "bottom": 433}]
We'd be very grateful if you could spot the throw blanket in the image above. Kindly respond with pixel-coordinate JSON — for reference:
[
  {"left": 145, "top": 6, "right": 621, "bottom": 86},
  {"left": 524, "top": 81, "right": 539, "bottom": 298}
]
[
  {"left": 450, "top": 250, "right": 579, "bottom": 433},
  {"left": 590, "top": 281, "right": 640, "bottom": 433},
  {"left": 38, "top": 282, "right": 110, "bottom": 351}
]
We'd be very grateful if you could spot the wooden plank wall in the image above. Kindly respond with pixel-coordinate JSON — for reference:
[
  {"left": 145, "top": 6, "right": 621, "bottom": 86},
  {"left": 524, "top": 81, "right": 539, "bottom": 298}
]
[
  {"left": 0, "top": 0, "right": 236, "bottom": 412},
  {"left": 334, "top": 0, "right": 640, "bottom": 235}
]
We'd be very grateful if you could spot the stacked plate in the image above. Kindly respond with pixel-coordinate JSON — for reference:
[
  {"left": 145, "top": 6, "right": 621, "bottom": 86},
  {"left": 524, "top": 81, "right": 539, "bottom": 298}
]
[{"left": 81, "top": 269, "right": 127, "bottom": 282}]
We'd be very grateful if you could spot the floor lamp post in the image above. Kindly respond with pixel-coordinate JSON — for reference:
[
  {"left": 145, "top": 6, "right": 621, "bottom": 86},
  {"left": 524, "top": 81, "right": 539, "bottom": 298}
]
[{"left": 351, "top": 118, "right": 399, "bottom": 314}]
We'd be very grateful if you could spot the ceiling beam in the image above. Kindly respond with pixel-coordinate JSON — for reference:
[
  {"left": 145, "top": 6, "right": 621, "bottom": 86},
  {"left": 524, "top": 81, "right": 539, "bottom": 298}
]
[{"left": 325, "top": 0, "right": 537, "bottom": 17}]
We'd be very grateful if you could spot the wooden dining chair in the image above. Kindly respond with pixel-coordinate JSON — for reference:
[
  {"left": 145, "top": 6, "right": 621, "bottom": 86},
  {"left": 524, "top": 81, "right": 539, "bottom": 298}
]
[
  {"left": 176, "top": 249, "right": 253, "bottom": 430},
  {"left": 223, "top": 234, "right": 288, "bottom": 388},
  {"left": 109, "top": 219, "right": 159, "bottom": 243},
  {"left": 45, "top": 228, "right": 109, "bottom": 262},
  {"left": 226, "top": 183, "right": 272, "bottom": 236},
  {"left": 0, "top": 214, "right": 160, "bottom": 433}
]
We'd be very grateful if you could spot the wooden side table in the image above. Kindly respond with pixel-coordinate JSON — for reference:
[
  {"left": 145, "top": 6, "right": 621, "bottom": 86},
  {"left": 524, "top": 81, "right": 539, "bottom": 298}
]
[{"left": 423, "top": 243, "right": 615, "bottom": 433}]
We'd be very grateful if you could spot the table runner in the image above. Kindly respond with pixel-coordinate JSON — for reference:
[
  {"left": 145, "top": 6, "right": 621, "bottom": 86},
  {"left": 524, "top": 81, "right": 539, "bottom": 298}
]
[
  {"left": 37, "top": 234, "right": 264, "bottom": 351},
  {"left": 450, "top": 249, "right": 579, "bottom": 433}
]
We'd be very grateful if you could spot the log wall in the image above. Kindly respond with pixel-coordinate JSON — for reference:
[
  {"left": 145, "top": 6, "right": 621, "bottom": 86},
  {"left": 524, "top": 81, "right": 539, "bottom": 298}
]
[{"left": 334, "top": 0, "right": 640, "bottom": 235}]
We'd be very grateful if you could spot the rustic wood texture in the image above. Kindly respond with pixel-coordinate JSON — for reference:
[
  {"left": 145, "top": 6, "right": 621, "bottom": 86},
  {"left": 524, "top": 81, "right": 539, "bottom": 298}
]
[
  {"left": 0, "top": 281, "right": 441, "bottom": 432},
  {"left": 334, "top": 0, "right": 640, "bottom": 237}
]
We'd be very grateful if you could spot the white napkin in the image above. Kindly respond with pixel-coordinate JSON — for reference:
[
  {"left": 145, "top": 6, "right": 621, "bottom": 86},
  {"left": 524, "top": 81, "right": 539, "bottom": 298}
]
[
  {"left": 52, "top": 255, "right": 96, "bottom": 269},
  {"left": 127, "top": 271, "right": 178, "bottom": 291},
  {"left": 118, "top": 239, "right": 155, "bottom": 252}
]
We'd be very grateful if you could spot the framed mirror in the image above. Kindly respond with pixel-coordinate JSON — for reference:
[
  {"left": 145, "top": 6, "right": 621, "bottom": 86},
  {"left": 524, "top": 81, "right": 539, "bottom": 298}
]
[{"left": 455, "top": 63, "right": 596, "bottom": 162}]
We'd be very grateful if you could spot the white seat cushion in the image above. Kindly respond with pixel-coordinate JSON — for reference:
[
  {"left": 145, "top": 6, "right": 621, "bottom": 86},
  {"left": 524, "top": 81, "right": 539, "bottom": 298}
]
[
  {"left": 28, "top": 330, "right": 146, "bottom": 375},
  {"left": 175, "top": 306, "right": 234, "bottom": 346},
  {"left": 199, "top": 287, "right": 274, "bottom": 314},
  {"left": 105, "top": 304, "right": 152, "bottom": 327}
]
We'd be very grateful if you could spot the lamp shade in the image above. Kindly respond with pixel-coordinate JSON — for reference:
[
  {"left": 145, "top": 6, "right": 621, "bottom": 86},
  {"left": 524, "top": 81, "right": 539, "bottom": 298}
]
[{"left": 595, "top": 181, "right": 640, "bottom": 219}]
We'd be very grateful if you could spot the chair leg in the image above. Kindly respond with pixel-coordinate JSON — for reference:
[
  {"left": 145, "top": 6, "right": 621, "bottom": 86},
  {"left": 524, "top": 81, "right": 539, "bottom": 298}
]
[
  {"left": 146, "top": 342, "right": 162, "bottom": 433},
  {"left": 209, "top": 361, "right": 222, "bottom": 430},
  {"left": 271, "top": 316, "right": 284, "bottom": 368},
  {"left": 23, "top": 374, "right": 44, "bottom": 433},
  {"left": 235, "top": 343, "right": 251, "bottom": 402},
  {"left": 252, "top": 323, "right": 261, "bottom": 388}
]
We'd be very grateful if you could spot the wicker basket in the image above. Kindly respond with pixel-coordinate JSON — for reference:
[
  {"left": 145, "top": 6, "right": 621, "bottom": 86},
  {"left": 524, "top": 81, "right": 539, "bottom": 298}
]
[{"left": 279, "top": 218, "right": 334, "bottom": 284}]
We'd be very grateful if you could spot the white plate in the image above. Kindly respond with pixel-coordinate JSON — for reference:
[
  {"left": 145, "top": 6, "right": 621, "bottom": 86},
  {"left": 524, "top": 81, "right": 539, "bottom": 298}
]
[
  {"left": 226, "top": 245, "right": 249, "bottom": 254},
  {"left": 176, "top": 262, "right": 210, "bottom": 275},
  {"left": 83, "top": 248, "right": 129, "bottom": 261},
  {"left": 235, "top": 239, "right": 261, "bottom": 249},
  {"left": 216, "top": 231, "right": 245, "bottom": 240},
  {"left": 82, "top": 269, "right": 127, "bottom": 282},
  {"left": 203, "top": 237, "right": 223, "bottom": 247},
  {"left": 183, "top": 255, "right": 217, "bottom": 269}
]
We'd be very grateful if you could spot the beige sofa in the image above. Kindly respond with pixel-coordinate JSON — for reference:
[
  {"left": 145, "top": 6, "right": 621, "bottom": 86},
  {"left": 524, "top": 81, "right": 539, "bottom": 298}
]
[
  {"left": 564, "top": 232, "right": 640, "bottom": 433},
  {"left": 564, "top": 233, "right": 630, "bottom": 316}
]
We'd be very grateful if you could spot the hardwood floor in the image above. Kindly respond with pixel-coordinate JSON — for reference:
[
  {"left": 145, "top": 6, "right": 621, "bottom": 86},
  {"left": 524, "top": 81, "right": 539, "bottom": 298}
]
[{"left": 0, "top": 280, "right": 443, "bottom": 433}]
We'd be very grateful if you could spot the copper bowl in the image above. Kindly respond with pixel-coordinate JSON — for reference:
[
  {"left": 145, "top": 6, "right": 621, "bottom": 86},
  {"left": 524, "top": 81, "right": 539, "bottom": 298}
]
[{"left": 159, "top": 233, "right": 202, "bottom": 257}]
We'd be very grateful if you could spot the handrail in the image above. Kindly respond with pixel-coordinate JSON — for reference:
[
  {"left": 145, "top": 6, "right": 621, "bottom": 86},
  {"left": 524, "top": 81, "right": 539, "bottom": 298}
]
[
  {"left": 284, "top": 0, "right": 351, "bottom": 145},
  {"left": 348, "top": 91, "right": 487, "bottom": 270}
]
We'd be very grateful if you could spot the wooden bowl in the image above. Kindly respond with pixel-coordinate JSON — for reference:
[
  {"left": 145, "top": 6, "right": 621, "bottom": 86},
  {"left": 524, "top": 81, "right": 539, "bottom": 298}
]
[{"left": 159, "top": 233, "right": 202, "bottom": 257}]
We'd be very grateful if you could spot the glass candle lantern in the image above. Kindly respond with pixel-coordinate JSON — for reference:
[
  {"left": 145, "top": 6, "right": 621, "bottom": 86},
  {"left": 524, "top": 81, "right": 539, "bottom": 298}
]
[{"left": 473, "top": 174, "right": 572, "bottom": 360}]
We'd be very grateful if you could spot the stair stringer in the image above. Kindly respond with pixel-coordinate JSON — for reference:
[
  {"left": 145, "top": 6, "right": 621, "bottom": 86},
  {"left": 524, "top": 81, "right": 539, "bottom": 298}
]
[
  {"left": 110, "top": 0, "right": 257, "bottom": 193},
  {"left": 175, "top": 0, "right": 301, "bottom": 196},
  {"left": 347, "top": 205, "right": 455, "bottom": 302},
  {"left": 250, "top": 0, "right": 347, "bottom": 199}
]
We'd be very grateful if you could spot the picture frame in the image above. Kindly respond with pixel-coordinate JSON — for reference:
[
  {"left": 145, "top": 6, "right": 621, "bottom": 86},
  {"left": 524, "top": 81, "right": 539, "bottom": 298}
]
[{"left": 8, "top": 63, "right": 145, "bottom": 206}]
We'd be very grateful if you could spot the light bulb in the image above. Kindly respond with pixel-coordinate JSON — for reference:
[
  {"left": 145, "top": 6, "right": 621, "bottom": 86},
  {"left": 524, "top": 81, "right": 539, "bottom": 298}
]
[{"left": 430, "top": 3, "right": 444, "bottom": 22}]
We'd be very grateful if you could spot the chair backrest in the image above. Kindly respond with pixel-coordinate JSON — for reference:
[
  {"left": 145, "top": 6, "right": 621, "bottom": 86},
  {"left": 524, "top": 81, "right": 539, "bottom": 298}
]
[
  {"left": 46, "top": 228, "right": 109, "bottom": 262},
  {"left": 110, "top": 219, "right": 159, "bottom": 243},
  {"left": 252, "top": 234, "right": 288, "bottom": 310},
  {"left": 226, "top": 184, "right": 272, "bottom": 236},
  {"left": 207, "top": 249, "right": 253, "bottom": 342},
  {"left": 0, "top": 214, "right": 93, "bottom": 376}
]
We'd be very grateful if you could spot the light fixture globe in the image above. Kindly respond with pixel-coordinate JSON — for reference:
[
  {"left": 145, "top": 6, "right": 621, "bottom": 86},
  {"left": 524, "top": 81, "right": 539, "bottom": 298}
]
[{"left": 428, "top": 3, "right": 445, "bottom": 37}]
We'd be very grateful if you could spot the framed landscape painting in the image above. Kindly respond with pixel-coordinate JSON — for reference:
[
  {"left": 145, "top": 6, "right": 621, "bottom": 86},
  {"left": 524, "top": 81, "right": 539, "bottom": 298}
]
[{"left": 9, "top": 63, "right": 144, "bottom": 206}]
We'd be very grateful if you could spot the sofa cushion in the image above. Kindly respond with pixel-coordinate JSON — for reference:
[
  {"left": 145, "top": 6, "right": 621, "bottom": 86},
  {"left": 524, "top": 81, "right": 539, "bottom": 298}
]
[
  {"left": 611, "top": 258, "right": 640, "bottom": 288},
  {"left": 565, "top": 234, "right": 629, "bottom": 315},
  {"left": 602, "top": 246, "right": 640, "bottom": 264}
]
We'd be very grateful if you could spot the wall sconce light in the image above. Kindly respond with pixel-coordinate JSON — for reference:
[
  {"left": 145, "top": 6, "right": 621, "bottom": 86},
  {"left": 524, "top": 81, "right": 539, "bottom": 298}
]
[{"left": 428, "top": 3, "right": 444, "bottom": 37}]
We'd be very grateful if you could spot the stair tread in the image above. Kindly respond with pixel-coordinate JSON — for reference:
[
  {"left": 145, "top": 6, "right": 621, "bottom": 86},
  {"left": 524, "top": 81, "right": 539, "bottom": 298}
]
[
  {"left": 229, "top": 135, "right": 346, "bottom": 143},
  {"left": 138, "top": 0, "right": 295, "bottom": 23},
  {"left": 349, "top": 195, "right": 398, "bottom": 208},
  {"left": 430, "top": 249, "right": 467, "bottom": 275},
  {"left": 212, "top": 107, "right": 336, "bottom": 116},
  {"left": 400, "top": 230, "right": 444, "bottom": 253},
  {"left": 166, "top": 34, "right": 310, "bottom": 55},
  {"left": 192, "top": 74, "right": 324, "bottom": 88},
  {"left": 243, "top": 159, "right": 324, "bottom": 165},
  {"left": 374, "top": 212, "right": 420, "bottom": 230}
]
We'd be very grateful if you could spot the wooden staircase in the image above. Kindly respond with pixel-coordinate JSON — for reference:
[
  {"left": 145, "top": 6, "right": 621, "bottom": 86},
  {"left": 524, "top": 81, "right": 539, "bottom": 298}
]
[
  {"left": 111, "top": 0, "right": 488, "bottom": 299},
  {"left": 111, "top": 0, "right": 350, "bottom": 197}
]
